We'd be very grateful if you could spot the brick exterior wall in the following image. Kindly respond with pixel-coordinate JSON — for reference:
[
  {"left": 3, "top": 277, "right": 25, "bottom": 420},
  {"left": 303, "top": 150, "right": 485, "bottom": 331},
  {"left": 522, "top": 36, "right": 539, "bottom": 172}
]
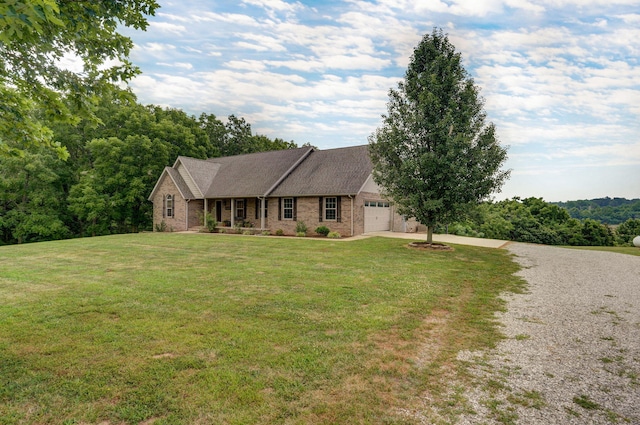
[
  {"left": 188, "top": 200, "right": 204, "bottom": 229},
  {"left": 151, "top": 186, "right": 414, "bottom": 236},
  {"left": 390, "top": 205, "right": 420, "bottom": 232},
  {"left": 151, "top": 176, "right": 188, "bottom": 231},
  {"left": 263, "top": 196, "right": 353, "bottom": 236}
]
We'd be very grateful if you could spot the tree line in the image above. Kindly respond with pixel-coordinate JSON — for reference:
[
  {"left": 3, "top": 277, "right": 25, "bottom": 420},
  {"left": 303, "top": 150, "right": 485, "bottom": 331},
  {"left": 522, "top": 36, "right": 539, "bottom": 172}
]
[
  {"left": 438, "top": 197, "right": 640, "bottom": 247},
  {"left": 0, "top": 94, "right": 298, "bottom": 245},
  {"left": 552, "top": 198, "right": 640, "bottom": 225}
]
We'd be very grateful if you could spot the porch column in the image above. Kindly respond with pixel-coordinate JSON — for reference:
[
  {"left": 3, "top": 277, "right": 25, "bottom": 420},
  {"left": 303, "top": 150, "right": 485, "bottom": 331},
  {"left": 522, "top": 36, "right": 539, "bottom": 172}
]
[
  {"left": 230, "top": 199, "right": 235, "bottom": 227},
  {"left": 204, "top": 198, "right": 208, "bottom": 226},
  {"left": 260, "top": 197, "right": 266, "bottom": 230}
]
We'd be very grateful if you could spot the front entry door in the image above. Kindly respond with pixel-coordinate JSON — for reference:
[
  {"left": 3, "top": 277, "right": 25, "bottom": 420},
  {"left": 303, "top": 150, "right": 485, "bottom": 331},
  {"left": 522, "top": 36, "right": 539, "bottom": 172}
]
[{"left": 216, "top": 200, "right": 222, "bottom": 222}]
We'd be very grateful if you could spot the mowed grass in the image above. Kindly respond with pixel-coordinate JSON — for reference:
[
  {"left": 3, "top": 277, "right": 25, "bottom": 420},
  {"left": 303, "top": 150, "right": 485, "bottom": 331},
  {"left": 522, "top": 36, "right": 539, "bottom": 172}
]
[
  {"left": 566, "top": 245, "right": 640, "bottom": 256},
  {"left": 0, "top": 233, "right": 523, "bottom": 425}
]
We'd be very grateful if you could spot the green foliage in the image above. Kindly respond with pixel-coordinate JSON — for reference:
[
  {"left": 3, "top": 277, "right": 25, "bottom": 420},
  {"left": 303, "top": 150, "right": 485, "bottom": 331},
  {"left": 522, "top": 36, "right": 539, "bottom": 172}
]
[
  {"left": 0, "top": 79, "right": 298, "bottom": 244},
  {"left": 67, "top": 172, "right": 110, "bottom": 237},
  {"left": 443, "top": 197, "right": 617, "bottom": 246},
  {"left": 315, "top": 225, "right": 331, "bottom": 236},
  {"left": 205, "top": 215, "right": 217, "bottom": 233},
  {"left": 368, "top": 28, "right": 509, "bottom": 243},
  {"left": 0, "top": 140, "right": 70, "bottom": 244},
  {"left": 71, "top": 134, "right": 170, "bottom": 233},
  {"left": 580, "top": 218, "right": 614, "bottom": 247},
  {"left": 295, "top": 221, "right": 308, "bottom": 234},
  {"left": 616, "top": 218, "right": 640, "bottom": 246},
  {"left": 0, "top": 0, "right": 159, "bottom": 157},
  {"left": 275, "top": 229, "right": 284, "bottom": 236},
  {"left": 554, "top": 197, "right": 640, "bottom": 224},
  {"left": 0, "top": 86, "right": 66, "bottom": 158},
  {"left": 295, "top": 231, "right": 306, "bottom": 237},
  {"left": 51, "top": 97, "right": 296, "bottom": 240},
  {"left": 327, "top": 231, "right": 342, "bottom": 239},
  {"left": 201, "top": 113, "right": 297, "bottom": 157},
  {"left": 197, "top": 210, "right": 218, "bottom": 233},
  {"left": 154, "top": 221, "right": 167, "bottom": 232},
  {"left": 573, "top": 394, "right": 601, "bottom": 410}
]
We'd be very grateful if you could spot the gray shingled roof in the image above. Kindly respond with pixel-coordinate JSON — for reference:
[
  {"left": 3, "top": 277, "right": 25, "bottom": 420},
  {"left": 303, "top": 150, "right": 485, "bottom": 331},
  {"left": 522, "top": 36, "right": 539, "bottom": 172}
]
[
  {"left": 165, "top": 167, "right": 195, "bottom": 199},
  {"left": 270, "top": 145, "right": 373, "bottom": 197},
  {"left": 152, "top": 145, "right": 374, "bottom": 201},
  {"left": 176, "top": 156, "right": 220, "bottom": 197},
  {"left": 204, "top": 147, "right": 313, "bottom": 198}
]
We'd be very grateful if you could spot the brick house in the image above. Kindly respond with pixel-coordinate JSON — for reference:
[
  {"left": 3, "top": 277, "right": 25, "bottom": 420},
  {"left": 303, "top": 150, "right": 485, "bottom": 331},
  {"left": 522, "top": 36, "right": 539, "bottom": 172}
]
[{"left": 148, "top": 145, "right": 417, "bottom": 236}]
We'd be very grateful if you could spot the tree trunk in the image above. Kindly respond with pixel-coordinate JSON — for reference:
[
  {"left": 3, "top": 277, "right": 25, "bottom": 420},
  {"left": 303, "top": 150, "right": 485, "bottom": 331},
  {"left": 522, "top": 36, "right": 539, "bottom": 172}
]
[{"left": 426, "top": 226, "right": 434, "bottom": 244}]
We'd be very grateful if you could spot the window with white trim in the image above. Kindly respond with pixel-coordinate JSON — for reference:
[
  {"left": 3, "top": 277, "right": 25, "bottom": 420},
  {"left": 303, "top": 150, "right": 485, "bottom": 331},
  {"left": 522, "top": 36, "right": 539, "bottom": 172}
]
[
  {"left": 324, "top": 197, "right": 337, "bottom": 221},
  {"left": 165, "top": 194, "right": 174, "bottom": 218},
  {"left": 283, "top": 198, "right": 294, "bottom": 220},
  {"left": 236, "top": 199, "right": 245, "bottom": 219}
]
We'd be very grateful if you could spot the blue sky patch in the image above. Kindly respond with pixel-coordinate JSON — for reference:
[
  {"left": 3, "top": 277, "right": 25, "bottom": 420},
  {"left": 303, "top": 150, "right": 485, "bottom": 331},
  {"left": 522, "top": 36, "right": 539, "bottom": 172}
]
[{"left": 121, "top": 0, "right": 640, "bottom": 201}]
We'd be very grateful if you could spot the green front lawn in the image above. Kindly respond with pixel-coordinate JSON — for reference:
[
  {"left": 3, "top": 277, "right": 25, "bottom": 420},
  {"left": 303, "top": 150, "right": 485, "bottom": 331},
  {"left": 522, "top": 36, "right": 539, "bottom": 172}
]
[
  {"left": 0, "top": 234, "right": 523, "bottom": 424},
  {"left": 566, "top": 246, "right": 640, "bottom": 256}
]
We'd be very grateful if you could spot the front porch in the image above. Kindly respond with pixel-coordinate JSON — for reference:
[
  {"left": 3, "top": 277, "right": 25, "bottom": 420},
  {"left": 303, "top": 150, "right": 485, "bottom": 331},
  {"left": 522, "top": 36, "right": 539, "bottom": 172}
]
[{"left": 195, "top": 197, "right": 269, "bottom": 230}]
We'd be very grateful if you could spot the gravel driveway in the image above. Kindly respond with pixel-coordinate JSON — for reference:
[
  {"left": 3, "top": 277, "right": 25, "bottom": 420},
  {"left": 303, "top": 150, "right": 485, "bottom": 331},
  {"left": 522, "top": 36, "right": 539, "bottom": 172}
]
[{"left": 456, "top": 243, "right": 640, "bottom": 424}]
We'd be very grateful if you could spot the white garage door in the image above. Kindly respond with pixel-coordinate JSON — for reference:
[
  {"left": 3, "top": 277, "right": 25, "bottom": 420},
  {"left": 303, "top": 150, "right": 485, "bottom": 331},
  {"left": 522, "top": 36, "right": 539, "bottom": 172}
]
[{"left": 364, "top": 201, "right": 390, "bottom": 232}]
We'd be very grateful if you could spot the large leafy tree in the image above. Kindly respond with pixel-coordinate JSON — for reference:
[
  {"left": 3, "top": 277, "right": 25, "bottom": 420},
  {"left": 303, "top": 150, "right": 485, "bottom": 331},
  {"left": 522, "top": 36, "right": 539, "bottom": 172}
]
[
  {"left": 369, "top": 29, "right": 510, "bottom": 243},
  {"left": 0, "top": 141, "right": 70, "bottom": 244},
  {"left": 0, "top": 0, "right": 159, "bottom": 157},
  {"left": 69, "top": 135, "right": 170, "bottom": 234}
]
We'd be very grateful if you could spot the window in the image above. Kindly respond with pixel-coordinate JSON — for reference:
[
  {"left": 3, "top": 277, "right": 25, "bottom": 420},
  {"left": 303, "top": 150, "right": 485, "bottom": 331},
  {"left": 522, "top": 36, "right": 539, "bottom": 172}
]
[
  {"left": 165, "top": 194, "right": 174, "bottom": 218},
  {"left": 325, "top": 197, "right": 337, "bottom": 221},
  {"left": 365, "top": 200, "right": 389, "bottom": 208},
  {"left": 236, "top": 199, "right": 245, "bottom": 219},
  {"left": 283, "top": 198, "right": 293, "bottom": 220}
]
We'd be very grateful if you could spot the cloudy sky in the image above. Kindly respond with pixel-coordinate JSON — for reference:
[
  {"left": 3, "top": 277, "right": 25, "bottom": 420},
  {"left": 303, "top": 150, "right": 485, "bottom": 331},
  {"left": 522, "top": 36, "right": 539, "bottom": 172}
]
[{"left": 123, "top": 0, "right": 640, "bottom": 202}]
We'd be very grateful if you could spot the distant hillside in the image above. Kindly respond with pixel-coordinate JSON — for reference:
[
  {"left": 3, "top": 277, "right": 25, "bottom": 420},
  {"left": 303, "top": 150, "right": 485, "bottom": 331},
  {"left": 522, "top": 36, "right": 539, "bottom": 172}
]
[{"left": 553, "top": 197, "right": 640, "bottom": 225}]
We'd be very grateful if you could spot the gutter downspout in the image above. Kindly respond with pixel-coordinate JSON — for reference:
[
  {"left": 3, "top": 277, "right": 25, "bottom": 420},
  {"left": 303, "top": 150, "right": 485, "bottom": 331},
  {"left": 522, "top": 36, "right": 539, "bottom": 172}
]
[{"left": 348, "top": 195, "right": 354, "bottom": 236}]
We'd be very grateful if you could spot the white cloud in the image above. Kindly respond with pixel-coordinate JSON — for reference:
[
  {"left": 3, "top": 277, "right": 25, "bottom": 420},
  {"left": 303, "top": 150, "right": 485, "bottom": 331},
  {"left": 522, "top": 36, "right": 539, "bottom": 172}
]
[
  {"left": 149, "top": 21, "right": 186, "bottom": 35},
  {"left": 234, "top": 33, "right": 287, "bottom": 52},
  {"left": 126, "top": 0, "right": 640, "bottom": 200},
  {"left": 156, "top": 62, "right": 193, "bottom": 70},
  {"left": 195, "top": 11, "right": 260, "bottom": 26},
  {"left": 615, "top": 13, "right": 640, "bottom": 24},
  {"left": 404, "top": 0, "right": 546, "bottom": 16},
  {"left": 241, "top": 0, "right": 303, "bottom": 14},
  {"left": 225, "top": 60, "right": 267, "bottom": 71}
]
